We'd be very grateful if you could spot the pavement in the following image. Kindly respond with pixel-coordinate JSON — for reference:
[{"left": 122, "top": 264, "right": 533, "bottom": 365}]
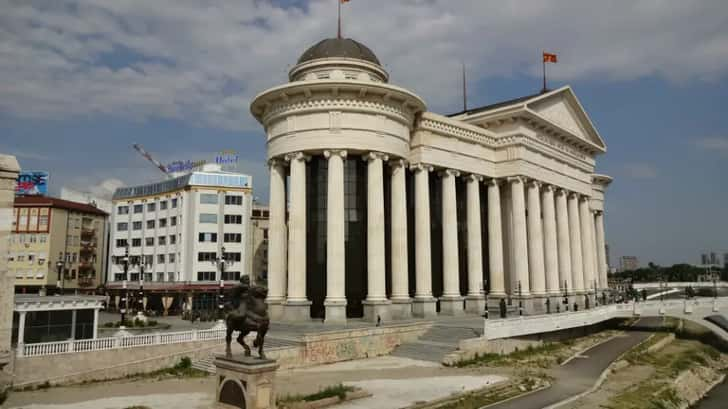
[
  {"left": 486, "top": 316, "right": 664, "bottom": 409},
  {"left": 695, "top": 378, "right": 728, "bottom": 409}
]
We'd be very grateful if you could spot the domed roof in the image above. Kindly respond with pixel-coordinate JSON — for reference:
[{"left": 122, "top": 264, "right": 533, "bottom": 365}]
[{"left": 297, "top": 38, "right": 380, "bottom": 65}]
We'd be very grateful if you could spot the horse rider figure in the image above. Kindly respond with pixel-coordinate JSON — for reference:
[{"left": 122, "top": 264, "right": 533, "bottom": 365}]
[{"left": 225, "top": 275, "right": 270, "bottom": 358}]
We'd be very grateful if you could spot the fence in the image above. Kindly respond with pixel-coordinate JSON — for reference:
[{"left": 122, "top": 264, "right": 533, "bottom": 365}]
[{"left": 19, "top": 326, "right": 229, "bottom": 358}]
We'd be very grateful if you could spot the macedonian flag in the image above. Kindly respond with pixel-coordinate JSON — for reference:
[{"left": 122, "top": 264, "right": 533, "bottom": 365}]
[{"left": 543, "top": 52, "right": 558, "bottom": 63}]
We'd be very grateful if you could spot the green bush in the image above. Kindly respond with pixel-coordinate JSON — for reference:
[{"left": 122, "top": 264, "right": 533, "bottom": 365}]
[
  {"left": 0, "top": 389, "right": 7, "bottom": 405},
  {"left": 175, "top": 356, "right": 192, "bottom": 370}
]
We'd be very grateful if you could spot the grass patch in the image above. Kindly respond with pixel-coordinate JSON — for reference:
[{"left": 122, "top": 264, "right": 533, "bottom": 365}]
[
  {"left": 278, "top": 383, "right": 356, "bottom": 405},
  {"left": 427, "top": 375, "right": 549, "bottom": 409},
  {"left": 454, "top": 340, "right": 575, "bottom": 368}
]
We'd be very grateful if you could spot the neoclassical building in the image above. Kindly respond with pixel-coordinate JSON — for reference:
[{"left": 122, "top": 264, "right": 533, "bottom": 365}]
[{"left": 251, "top": 38, "right": 612, "bottom": 323}]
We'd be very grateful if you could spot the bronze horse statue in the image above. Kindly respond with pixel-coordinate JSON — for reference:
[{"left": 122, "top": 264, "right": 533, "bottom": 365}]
[{"left": 225, "top": 278, "right": 270, "bottom": 359}]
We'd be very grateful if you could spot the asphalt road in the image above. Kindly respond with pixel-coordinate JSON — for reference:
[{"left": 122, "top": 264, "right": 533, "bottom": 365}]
[
  {"left": 486, "top": 317, "right": 664, "bottom": 409},
  {"left": 696, "top": 378, "right": 728, "bottom": 409}
]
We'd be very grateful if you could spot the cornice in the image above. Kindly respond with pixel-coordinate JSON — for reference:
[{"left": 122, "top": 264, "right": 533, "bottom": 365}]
[{"left": 263, "top": 97, "right": 414, "bottom": 126}]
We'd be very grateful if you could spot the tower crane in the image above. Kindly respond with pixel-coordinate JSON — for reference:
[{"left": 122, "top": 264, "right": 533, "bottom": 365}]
[{"left": 132, "top": 143, "right": 172, "bottom": 179}]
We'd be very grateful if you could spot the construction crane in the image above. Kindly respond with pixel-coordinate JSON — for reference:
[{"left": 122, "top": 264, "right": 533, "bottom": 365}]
[{"left": 132, "top": 143, "right": 172, "bottom": 179}]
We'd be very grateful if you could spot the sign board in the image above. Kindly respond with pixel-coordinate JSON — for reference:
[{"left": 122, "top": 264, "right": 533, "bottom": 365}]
[
  {"left": 166, "top": 160, "right": 207, "bottom": 173},
  {"left": 215, "top": 149, "right": 239, "bottom": 171},
  {"left": 16, "top": 171, "right": 48, "bottom": 196}
]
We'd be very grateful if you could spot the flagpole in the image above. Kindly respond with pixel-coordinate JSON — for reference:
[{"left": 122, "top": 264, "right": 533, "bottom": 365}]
[
  {"left": 542, "top": 52, "right": 547, "bottom": 92},
  {"left": 337, "top": 0, "right": 342, "bottom": 39}
]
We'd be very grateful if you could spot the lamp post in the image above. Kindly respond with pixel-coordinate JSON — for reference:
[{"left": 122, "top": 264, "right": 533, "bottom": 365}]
[
  {"left": 517, "top": 280, "right": 523, "bottom": 316},
  {"left": 594, "top": 280, "right": 598, "bottom": 307},
  {"left": 120, "top": 245, "right": 129, "bottom": 324},
  {"left": 482, "top": 279, "right": 489, "bottom": 319},
  {"left": 130, "top": 253, "right": 149, "bottom": 316},
  {"left": 55, "top": 252, "right": 66, "bottom": 295},
  {"left": 563, "top": 280, "right": 569, "bottom": 312},
  {"left": 713, "top": 271, "right": 718, "bottom": 299},
  {"left": 213, "top": 246, "right": 229, "bottom": 319}
]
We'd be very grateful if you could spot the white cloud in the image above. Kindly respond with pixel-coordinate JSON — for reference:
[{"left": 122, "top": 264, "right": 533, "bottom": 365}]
[
  {"left": 622, "top": 163, "right": 658, "bottom": 179},
  {"left": 696, "top": 137, "right": 728, "bottom": 154},
  {"left": 1, "top": 0, "right": 728, "bottom": 130}
]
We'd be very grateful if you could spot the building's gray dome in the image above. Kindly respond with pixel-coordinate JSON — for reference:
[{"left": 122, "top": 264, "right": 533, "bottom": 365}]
[{"left": 297, "top": 38, "right": 380, "bottom": 65}]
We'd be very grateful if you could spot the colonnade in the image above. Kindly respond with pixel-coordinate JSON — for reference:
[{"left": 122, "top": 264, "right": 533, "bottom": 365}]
[{"left": 266, "top": 151, "right": 609, "bottom": 322}]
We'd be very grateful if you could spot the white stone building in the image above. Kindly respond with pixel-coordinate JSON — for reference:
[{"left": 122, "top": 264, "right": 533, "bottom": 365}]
[
  {"left": 250, "top": 38, "right": 612, "bottom": 323},
  {"left": 106, "top": 165, "right": 253, "bottom": 312}
]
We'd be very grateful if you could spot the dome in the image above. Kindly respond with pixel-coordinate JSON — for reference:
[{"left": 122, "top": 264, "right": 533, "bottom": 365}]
[{"left": 297, "top": 38, "right": 380, "bottom": 65}]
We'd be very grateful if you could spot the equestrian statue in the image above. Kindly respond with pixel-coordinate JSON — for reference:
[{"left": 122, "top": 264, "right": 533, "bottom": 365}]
[{"left": 225, "top": 275, "right": 270, "bottom": 359}]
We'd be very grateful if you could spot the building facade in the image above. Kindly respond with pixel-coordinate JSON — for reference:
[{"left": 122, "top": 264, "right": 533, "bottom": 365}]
[
  {"left": 251, "top": 38, "right": 613, "bottom": 323},
  {"left": 106, "top": 165, "right": 253, "bottom": 313},
  {"left": 247, "top": 204, "right": 269, "bottom": 285},
  {"left": 9, "top": 196, "right": 108, "bottom": 293}
]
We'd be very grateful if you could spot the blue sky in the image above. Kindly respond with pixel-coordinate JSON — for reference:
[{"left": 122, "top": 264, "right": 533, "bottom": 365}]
[{"left": 1, "top": 0, "right": 727, "bottom": 266}]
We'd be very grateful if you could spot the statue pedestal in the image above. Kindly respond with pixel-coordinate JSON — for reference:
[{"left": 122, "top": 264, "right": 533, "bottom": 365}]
[{"left": 214, "top": 355, "right": 279, "bottom": 409}]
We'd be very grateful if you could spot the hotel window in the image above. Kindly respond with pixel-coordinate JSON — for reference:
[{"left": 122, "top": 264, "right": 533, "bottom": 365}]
[
  {"left": 132, "top": 238, "right": 142, "bottom": 247},
  {"left": 224, "top": 233, "right": 242, "bottom": 243},
  {"left": 39, "top": 215, "right": 49, "bottom": 229},
  {"left": 145, "top": 237, "right": 154, "bottom": 246},
  {"left": 118, "top": 206, "right": 129, "bottom": 215},
  {"left": 39, "top": 234, "right": 47, "bottom": 243},
  {"left": 144, "top": 273, "right": 153, "bottom": 282},
  {"left": 147, "top": 203, "right": 156, "bottom": 212},
  {"left": 159, "top": 218, "right": 167, "bottom": 228},
  {"left": 223, "top": 252, "right": 241, "bottom": 262},
  {"left": 158, "top": 236, "right": 166, "bottom": 245},
  {"left": 197, "top": 252, "right": 217, "bottom": 262},
  {"left": 171, "top": 198, "right": 178, "bottom": 208},
  {"left": 199, "top": 214, "right": 217, "bottom": 224},
  {"left": 168, "top": 272, "right": 176, "bottom": 281},
  {"left": 117, "top": 222, "right": 128, "bottom": 231},
  {"left": 169, "top": 253, "right": 175, "bottom": 263},
  {"left": 157, "top": 254, "right": 165, "bottom": 263},
  {"left": 29, "top": 234, "right": 37, "bottom": 243},
  {"left": 132, "top": 221, "right": 142, "bottom": 230},
  {"left": 116, "top": 239, "right": 128, "bottom": 248},
  {"left": 170, "top": 216, "right": 177, "bottom": 226},
  {"left": 147, "top": 220, "right": 155, "bottom": 229},
  {"left": 197, "top": 271, "right": 216, "bottom": 281},
  {"left": 225, "top": 195, "right": 243, "bottom": 205},
  {"left": 157, "top": 272, "right": 165, "bottom": 281},
  {"left": 224, "top": 215, "right": 242, "bottom": 224},
  {"left": 222, "top": 271, "right": 241, "bottom": 281},
  {"left": 199, "top": 232, "right": 217, "bottom": 243},
  {"left": 133, "top": 204, "right": 143, "bottom": 214},
  {"left": 144, "top": 254, "right": 154, "bottom": 265},
  {"left": 160, "top": 200, "right": 168, "bottom": 210},
  {"left": 200, "top": 193, "right": 218, "bottom": 204},
  {"left": 169, "top": 235, "right": 177, "bottom": 244}
]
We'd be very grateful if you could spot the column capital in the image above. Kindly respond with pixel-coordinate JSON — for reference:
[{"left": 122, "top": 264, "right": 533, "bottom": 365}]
[
  {"left": 410, "top": 162, "right": 434, "bottom": 173},
  {"left": 568, "top": 191, "right": 581, "bottom": 200},
  {"left": 579, "top": 194, "right": 591, "bottom": 203},
  {"left": 267, "top": 158, "right": 286, "bottom": 168},
  {"left": 465, "top": 173, "right": 484, "bottom": 183},
  {"left": 541, "top": 184, "right": 555, "bottom": 193},
  {"left": 285, "top": 151, "right": 311, "bottom": 162},
  {"left": 506, "top": 175, "right": 525, "bottom": 184},
  {"left": 365, "top": 151, "right": 389, "bottom": 162},
  {"left": 485, "top": 177, "right": 502, "bottom": 187},
  {"left": 439, "top": 168, "right": 460, "bottom": 178},
  {"left": 389, "top": 158, "right": 408, "bottom": 168},
  {"left": 554, "top": 187, "right": 569, "bottom": 197},
  {"left": 525, "top": 179, "right": 542, "bottom": 189},
  {"left": 323, "top": 149, "right": 347, "bottom": 159}
]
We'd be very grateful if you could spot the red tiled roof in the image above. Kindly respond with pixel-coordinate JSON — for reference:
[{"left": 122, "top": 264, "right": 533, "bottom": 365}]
[{"left": 14, "top": 196, "right": 108, "bottom": 216}]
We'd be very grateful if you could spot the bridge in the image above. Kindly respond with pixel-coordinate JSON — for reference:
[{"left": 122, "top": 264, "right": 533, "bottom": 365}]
[{"left": 483, "top": 297, "right": 728, "bottom": 341}]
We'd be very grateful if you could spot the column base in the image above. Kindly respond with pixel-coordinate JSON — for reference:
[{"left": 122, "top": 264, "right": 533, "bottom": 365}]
[
  {"left": 412, "top": 296, "right": 437, "bottom": 319},
  {"left": 323, "top": 300, "right": 347, "bottom": 324},
  {"left": 362, "top": 299, "right": 392, "bottom": 323},
  {"left": 281, "top": 300, "right": 312, "bottom": 321},
  {"left": 390, "top": 298, "right": 412, "bottom": 320},
  {"left": 465, "top": 295, "right": 486, "bottom": 315},
  {"left": 265, "top": 299, "right": 285, "bottom": 321},
  {"left": 439, "top": 296, "right": 465, "bottom": 316}
]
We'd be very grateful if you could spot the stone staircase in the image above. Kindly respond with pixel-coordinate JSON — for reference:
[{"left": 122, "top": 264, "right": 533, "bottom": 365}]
[
  {"left": 390, "top": 323, "right": 482, "bottom": 363},
  {"left": 191, "top": 336, "right": 301, "bottom": 373}
]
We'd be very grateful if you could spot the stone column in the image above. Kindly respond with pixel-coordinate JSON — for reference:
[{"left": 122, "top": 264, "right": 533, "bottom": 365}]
[
  {"left": 509, "top": 177, "right": 530, "bottom": 297},
  {"left": 70, "top": 310, "right": 77, "bottom": 339},
  {"left": 411, "top": 163, "right": 436, "bottom": 318},
  {"left": 526, "top": 180, "right": 546, "bottom": 301},
  {"left": 542, "top": 185, "right": 560, "bottom": 297},
  {"left": 363, "top": 152, "right": 391, "bottom": 322},
  {"left": 389, "top": 159, "right": 411, "bottom": 319},
  {"left": 567, "top": 193, "right": 584, "bottom": 294},
  {"left": 440, "top": 169, "right": 463, "bottom": 315},
  {"left": 324, "top": 150, "right": 347, "bottom": 323},
  {"left": 555, "top": 189, "right": 572, "bottom": 298},
  {"left": 265, "top": 159, "right": 287, "bottom": 320},
  {"left": 0, "top": 154, "right": 19, "bottom": 393},
  {"left": 283, "top": 152, "right": 311, "bottom": 320},
  {"left": 17, "top": 312, "right": 26, "bottom": 348},
  {"left": 595, "top": 211, "right": 608, "bottom": 291},
  {"left": 465, "top": 174, "right": 485, "bottom": 314},
  {"left": 93, "top": 308, "right": 99, "bottom": 339},
  {"left": 487, "top": 179, "right": 506, "bottom": 298},
  {"left": 579, "top": 197, "right": 596, "bottom": 300}
]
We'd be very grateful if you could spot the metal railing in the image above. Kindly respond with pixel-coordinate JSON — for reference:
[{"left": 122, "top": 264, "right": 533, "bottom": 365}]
[{"left": 19, "top": 326, "right": 229, "bottom": 358}]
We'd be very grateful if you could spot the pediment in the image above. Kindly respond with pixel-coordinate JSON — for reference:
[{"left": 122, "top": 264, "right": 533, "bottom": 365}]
[{"left": 526, "top": 88, "right": 606, "bottom": 150}]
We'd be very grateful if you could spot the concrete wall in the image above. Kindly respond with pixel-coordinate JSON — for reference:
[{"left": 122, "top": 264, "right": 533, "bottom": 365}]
[{"left": 0, "top": 154, "right": 20, "bottom": 393}]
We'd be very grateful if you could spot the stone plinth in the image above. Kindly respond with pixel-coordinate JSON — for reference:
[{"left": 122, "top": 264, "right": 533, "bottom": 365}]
[{"left": 214, "top": 355, "right": 279, "bottom": 409}]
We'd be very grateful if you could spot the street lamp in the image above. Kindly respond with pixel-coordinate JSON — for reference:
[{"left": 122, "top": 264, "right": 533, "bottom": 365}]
[
  {"left": 517, "top": 280, "right": 523, "bottom": 316},
  {"left": 482, "top": 279, "right": 488, "bottom": 319},
  {"left": 120, "top": 245, "right": 129, "bottom": 324},
  {"left": 563, "top": 280, "right": 569, "bottom": 312},
  {"left": 213, "top": 246, "right": 229, "bottom": 319},
  {"left": 55, "top": 252, "right": 66, "bottom": 295},
  {"left": 593, "top": 280, "right": 598, "bottom": 307}
]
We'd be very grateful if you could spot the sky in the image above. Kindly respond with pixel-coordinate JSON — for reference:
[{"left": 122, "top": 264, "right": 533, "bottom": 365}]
[{"left": 1, "top": 0, "right": 727, "bottom": 267}]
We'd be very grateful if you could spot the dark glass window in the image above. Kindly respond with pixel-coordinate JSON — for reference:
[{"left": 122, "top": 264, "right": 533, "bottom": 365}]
[
  {"left": 225, "top": 195, "right": 243, "bottom": 205},
  {"left": 224, "top": 214, "right": 242, "bottom": 224},
  {"left": 222, "top": 271, "right": 241, "bottom": 281},
  {"left": 199, "top": 232, "right": 218, "bottom": 242},
  {"left": 224, "top": 233, "right": 241, "bottom": 243},
  {"left": 131, "top": 238, "right": 141, "bottom": 247},
  {"left": 197, "top": 271, "right": 216, "bottom": 281},
  {"left": 197, "top": 252, "right": 216, "bottom": 262},
  {"left": 133, "top": 204, "right": 143, "bottom": 214},
  {"left": 223, "top": 252, "right": 241, "bottom": 262},
  {"left": 160, "top": 201, "right": 168, "bottom": 210}
]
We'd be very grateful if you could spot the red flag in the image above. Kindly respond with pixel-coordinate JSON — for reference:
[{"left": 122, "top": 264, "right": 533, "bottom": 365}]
[
  {"left": 543, "top": 52, "right": 558, "bottom": 63},
  {"left": 341, "top": 0, "right": 350, "bottom": 3}
]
